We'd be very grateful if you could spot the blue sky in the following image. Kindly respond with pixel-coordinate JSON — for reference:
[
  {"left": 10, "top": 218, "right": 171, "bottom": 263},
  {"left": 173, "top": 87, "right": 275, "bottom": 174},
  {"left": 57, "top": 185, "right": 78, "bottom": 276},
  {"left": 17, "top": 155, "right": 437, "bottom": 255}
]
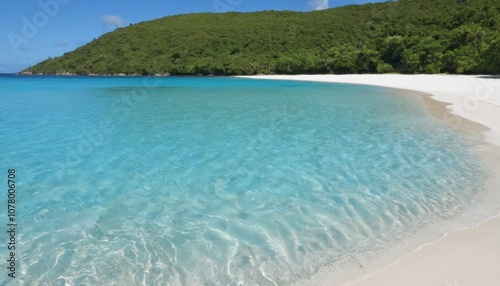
[{"left": 0, "top": 0, "right": 384, "bottom": 73}]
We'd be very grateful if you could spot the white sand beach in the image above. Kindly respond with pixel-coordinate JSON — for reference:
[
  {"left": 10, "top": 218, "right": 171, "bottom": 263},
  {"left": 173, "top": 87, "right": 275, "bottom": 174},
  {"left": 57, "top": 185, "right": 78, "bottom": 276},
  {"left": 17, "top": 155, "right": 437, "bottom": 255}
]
[{"left": 239, "top": 74, "right": 500, "bottom": 286}]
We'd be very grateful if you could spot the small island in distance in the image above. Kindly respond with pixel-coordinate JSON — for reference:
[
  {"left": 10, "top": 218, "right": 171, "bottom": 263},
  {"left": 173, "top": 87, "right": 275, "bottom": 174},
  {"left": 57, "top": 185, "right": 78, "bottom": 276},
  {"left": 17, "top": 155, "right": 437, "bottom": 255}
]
[{"left": 22, "top": 0, "right": 499, "bottom": 76}]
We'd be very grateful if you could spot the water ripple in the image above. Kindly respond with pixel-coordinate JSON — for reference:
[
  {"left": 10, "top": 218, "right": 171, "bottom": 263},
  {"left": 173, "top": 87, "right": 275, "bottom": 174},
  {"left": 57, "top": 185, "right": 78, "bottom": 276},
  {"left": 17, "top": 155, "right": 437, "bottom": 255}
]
[{"left": 0, "top": 77, "right": 491, "bottom": 285}]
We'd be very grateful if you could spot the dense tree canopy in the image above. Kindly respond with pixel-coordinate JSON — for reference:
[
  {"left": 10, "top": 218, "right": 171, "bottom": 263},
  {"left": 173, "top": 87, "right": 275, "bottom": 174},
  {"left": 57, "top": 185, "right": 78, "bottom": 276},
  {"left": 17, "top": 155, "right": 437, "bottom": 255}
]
[{"left": 24, "top": 0, "right": 500, "bottom": 75}]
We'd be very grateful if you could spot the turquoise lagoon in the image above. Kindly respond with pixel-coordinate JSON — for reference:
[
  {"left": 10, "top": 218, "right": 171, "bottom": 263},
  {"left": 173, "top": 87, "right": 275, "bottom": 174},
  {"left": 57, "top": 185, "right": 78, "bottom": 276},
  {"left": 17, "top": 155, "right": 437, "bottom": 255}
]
[{"left": 0, "top": 76, "right": 490, "bottom": 285}]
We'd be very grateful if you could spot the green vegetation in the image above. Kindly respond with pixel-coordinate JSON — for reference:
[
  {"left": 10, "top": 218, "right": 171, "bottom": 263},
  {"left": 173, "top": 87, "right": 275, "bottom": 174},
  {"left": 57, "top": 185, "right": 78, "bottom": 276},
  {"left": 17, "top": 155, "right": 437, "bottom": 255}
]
[{"left": 25, "top": 0, "right": 500, "bottom": 75}]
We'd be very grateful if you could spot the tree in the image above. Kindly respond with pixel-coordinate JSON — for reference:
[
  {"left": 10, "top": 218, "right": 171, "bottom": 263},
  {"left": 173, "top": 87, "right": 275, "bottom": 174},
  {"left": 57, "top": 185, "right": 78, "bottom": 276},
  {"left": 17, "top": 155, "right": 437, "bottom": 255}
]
[
  {"left": 480, "top": 32, "right": 500, "bottom": 74},
  {"left": 378, "top": 36, "right": 406, "bottom": 69},
  {"left": 23, "top": 0, "right": 500, "bottom": 75}
]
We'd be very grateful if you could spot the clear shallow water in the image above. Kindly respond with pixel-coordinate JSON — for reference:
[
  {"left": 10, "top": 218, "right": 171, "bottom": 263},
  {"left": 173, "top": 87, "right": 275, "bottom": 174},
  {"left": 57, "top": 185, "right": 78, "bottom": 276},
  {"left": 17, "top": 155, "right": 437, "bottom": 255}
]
[{"left": 0, "top": 76, "right": 489, "bottom": 285}]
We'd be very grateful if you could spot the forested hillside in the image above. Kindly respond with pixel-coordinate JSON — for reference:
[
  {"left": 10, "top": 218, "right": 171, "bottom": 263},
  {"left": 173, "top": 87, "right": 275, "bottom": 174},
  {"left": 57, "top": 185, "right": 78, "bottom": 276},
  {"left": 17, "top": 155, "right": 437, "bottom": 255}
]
[{"left": 24, "top": 0, "right": 500, "bottom": 75}]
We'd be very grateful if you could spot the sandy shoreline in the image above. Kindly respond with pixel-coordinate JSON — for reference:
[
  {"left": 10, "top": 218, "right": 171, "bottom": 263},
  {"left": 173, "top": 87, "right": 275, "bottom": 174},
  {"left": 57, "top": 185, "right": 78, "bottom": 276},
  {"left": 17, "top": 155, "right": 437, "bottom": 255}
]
[
  {"left": 239, "top": 74, "right": 500, "bottom": 286},
  {"left": 240, "top": 74, "right": 500, "bottom": 146}
]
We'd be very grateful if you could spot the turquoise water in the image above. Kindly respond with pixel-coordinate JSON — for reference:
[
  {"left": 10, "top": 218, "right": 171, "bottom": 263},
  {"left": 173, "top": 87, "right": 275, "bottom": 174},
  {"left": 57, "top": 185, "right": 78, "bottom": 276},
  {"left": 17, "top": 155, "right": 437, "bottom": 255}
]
[{"left": 0, "top": 76, "right": 488, "bottom": 285}]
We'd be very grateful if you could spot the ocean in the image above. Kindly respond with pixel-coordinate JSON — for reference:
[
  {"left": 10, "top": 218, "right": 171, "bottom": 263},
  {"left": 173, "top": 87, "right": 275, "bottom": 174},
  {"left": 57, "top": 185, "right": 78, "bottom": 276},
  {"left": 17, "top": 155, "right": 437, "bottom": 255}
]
[{"left": 0, "top": 76, "right": 489, "bottom": 285}]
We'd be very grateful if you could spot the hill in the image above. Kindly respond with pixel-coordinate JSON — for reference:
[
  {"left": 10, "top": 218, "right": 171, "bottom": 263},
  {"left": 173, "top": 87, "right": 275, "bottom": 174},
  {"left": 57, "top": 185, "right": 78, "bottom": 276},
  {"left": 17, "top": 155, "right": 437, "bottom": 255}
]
[{"left": 23, "top": 0, "right": 500, "bottom": 75}]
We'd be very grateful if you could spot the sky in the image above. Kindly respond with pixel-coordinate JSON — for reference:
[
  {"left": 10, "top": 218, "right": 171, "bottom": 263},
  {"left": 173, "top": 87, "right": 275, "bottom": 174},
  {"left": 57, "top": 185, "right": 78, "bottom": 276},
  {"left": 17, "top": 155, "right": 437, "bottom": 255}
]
[{"left": 0, "top": 0, "right": 385, "bottom": 73}]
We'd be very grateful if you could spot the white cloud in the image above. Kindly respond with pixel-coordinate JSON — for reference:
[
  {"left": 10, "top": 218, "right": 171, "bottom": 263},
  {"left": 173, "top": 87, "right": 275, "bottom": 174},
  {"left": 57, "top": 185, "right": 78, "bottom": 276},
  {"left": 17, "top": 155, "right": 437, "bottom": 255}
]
[
  {"left": 308, "top": 0, "right": 329, "bottom": 10},
  {"left": 99, "top": 15, "right": 126, "bottom": 28}
]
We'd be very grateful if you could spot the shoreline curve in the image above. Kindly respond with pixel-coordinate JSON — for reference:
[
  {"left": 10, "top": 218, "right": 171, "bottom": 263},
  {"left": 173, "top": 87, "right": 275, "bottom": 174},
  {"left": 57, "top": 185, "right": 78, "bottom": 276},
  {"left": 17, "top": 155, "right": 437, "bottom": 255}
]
[{"left": 238, "top": 74, "right": 500, "bottom": 286}]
